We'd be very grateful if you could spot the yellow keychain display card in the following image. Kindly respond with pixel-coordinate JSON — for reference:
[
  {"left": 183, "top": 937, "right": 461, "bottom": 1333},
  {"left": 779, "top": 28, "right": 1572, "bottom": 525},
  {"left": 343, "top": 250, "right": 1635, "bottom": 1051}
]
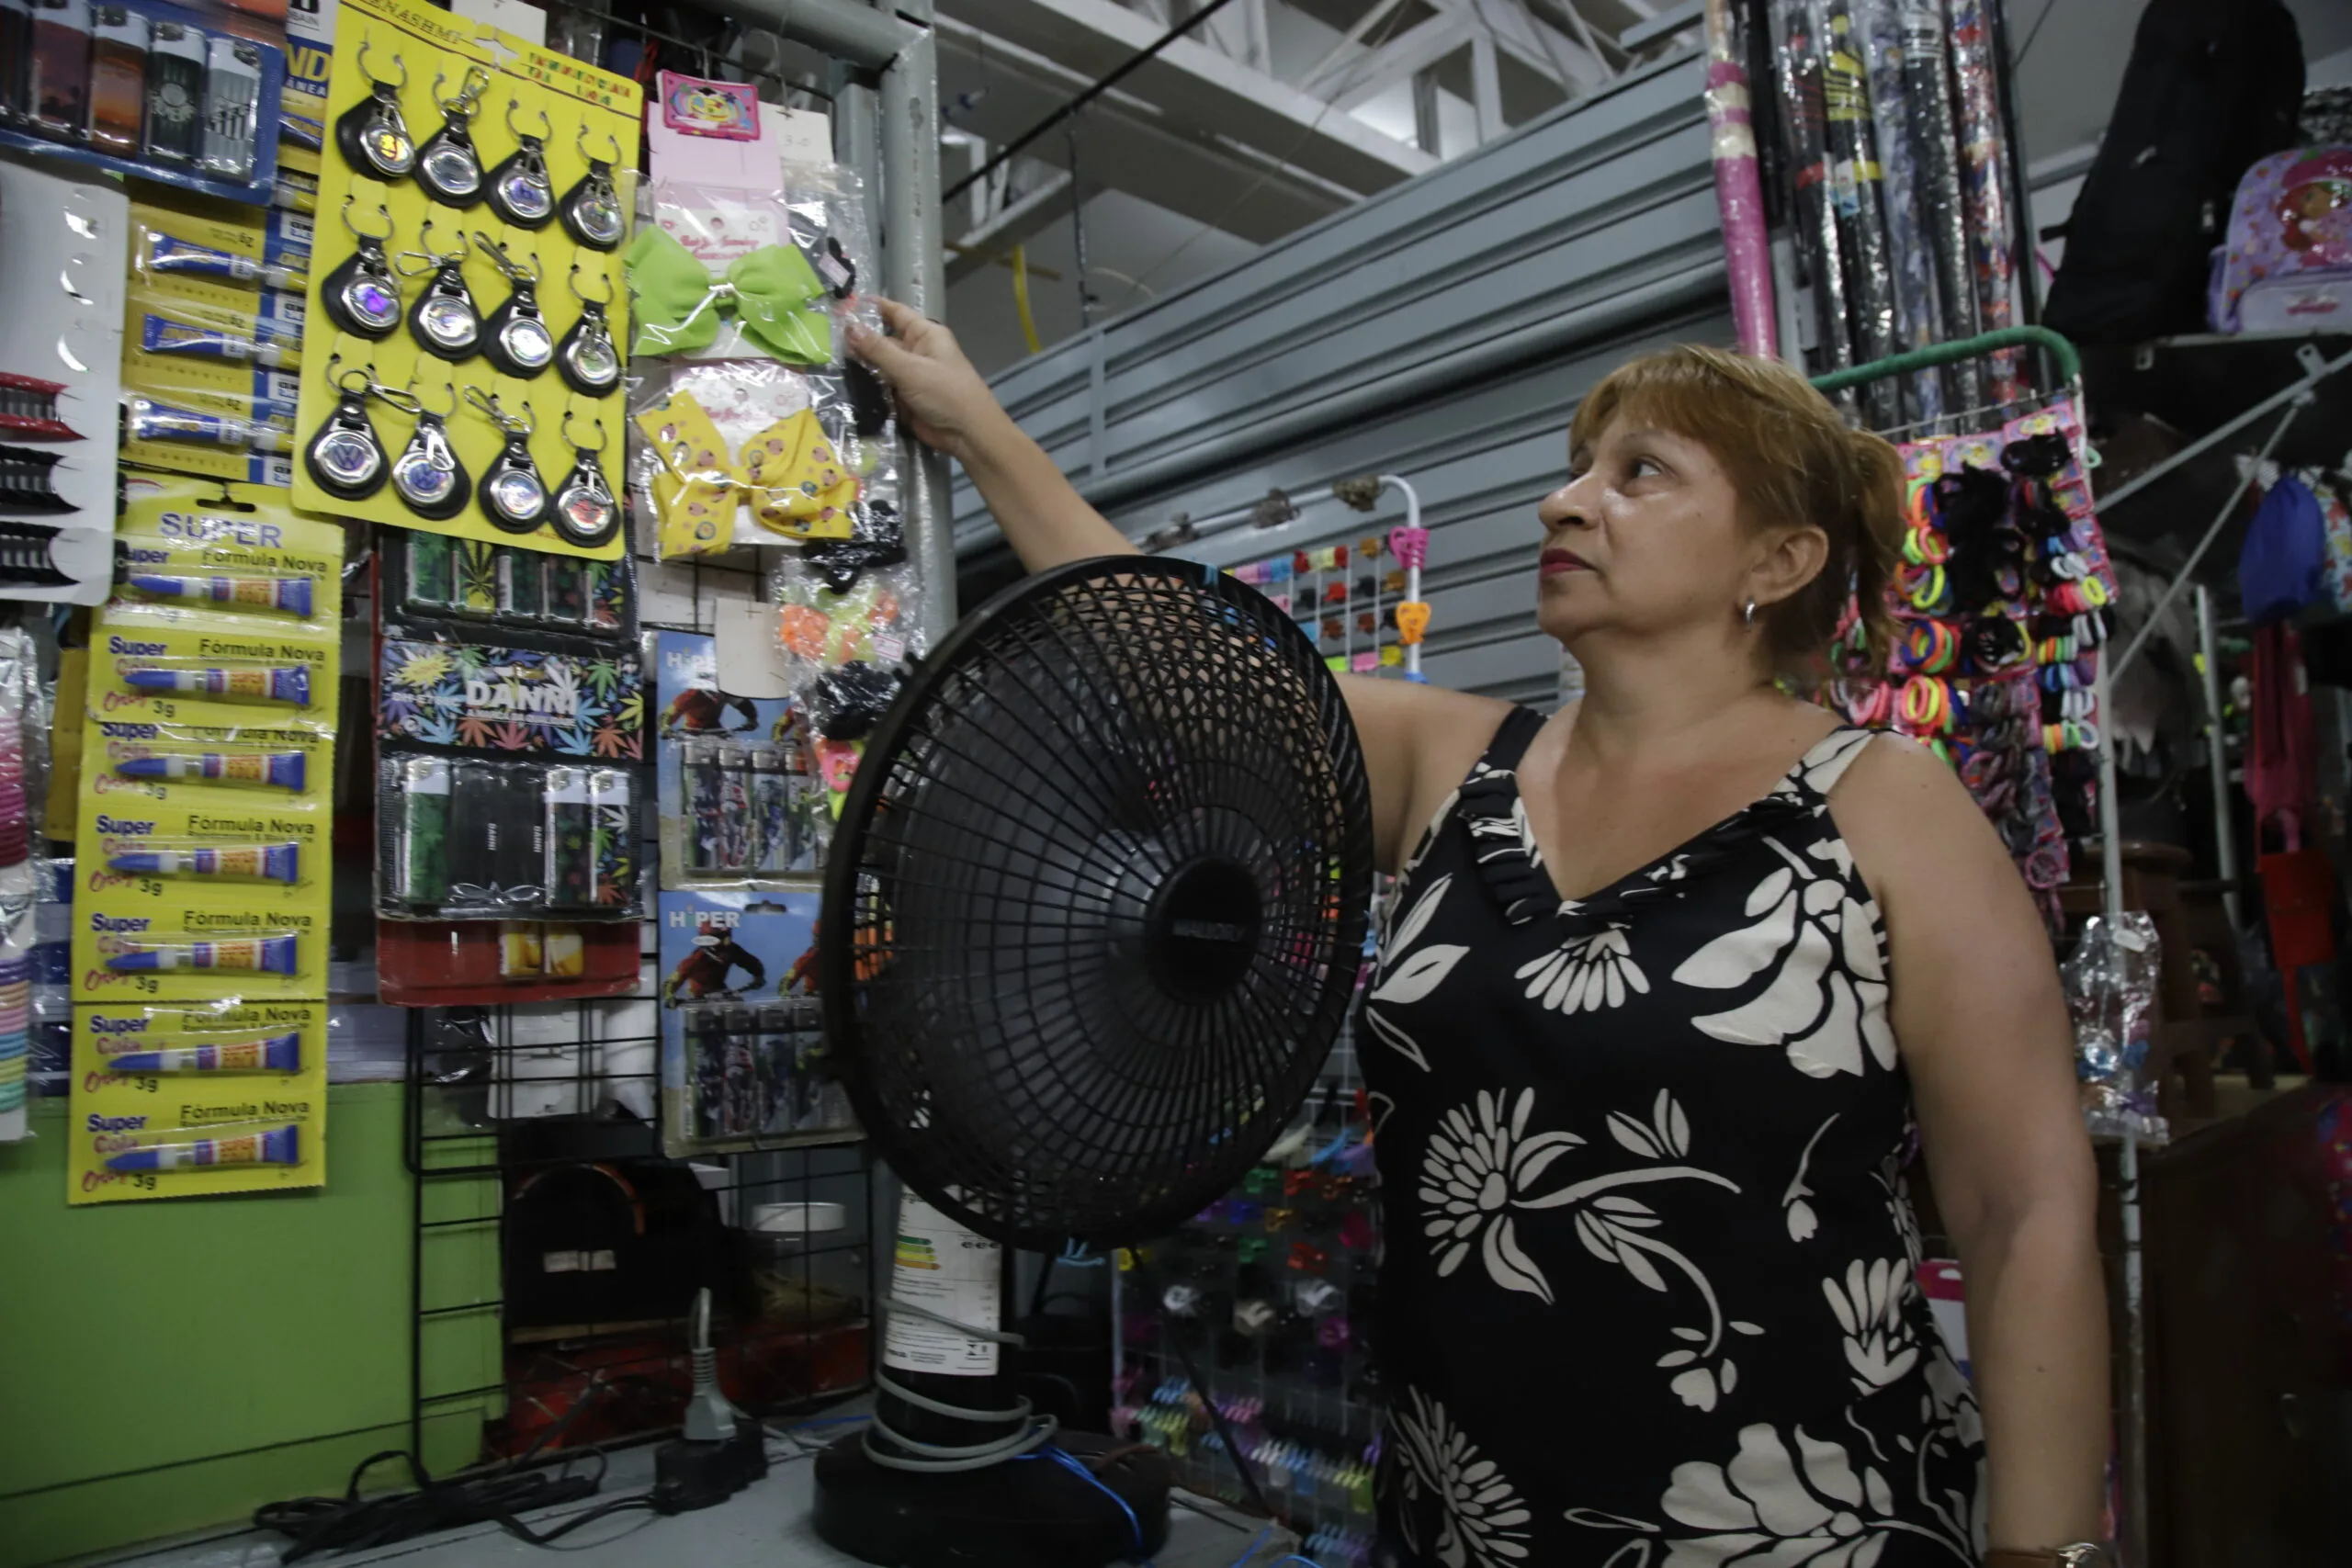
[
  {"left": 293, "top": 0, "right": 639, "bottom": 558},
  {"left": 69, "top": 1002, "right": 327, "bottom": 1204}
]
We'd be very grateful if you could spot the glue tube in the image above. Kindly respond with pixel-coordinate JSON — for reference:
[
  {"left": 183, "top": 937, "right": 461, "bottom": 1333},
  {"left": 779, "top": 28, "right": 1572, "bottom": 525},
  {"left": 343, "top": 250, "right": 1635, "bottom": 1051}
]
[
  {"left": 125, "top": 398, "right": 293, "bottom": 455},
  {"left": 117, "top": 751, "right": 307, "bottom": 790},
  {"left": 140, "top": 315, "right": 298, "bottom": 370},
  {"left": 107, "top": 1033, "right": 301, "bottom": 1073},
  {"left": 120, "top": 665, "right": 311, "bottom": 706},
  {"left": 108, "top": 843, "right": 300, "bottom": 883},
  {"left": 126, "top": 571, "right": 314, "bottom": 618},
  {"left": 106, "top": 936, "right": 299, "bottom": 976},
  {"left": 146, "top": 233, "right": 305, "bottom": 291},
  {"left": 105, "top": 1124, "right": 299, "bottom": 1171}
]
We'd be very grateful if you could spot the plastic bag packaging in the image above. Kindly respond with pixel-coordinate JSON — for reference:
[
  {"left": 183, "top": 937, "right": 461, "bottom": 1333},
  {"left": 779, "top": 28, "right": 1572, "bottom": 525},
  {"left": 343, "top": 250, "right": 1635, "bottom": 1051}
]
[
  {"left": 0, "top": 621, "right": 50, "bottom": 1139},
  {"left": 378, "top": 756, "right": 641, "bottom": 921},
  {"left": 680, "top": 997, "right": 852, "bottom": 1146},
  {"left": 1768, "top": 0, "right": 1859, "bottom": 412},
  {"left": 628, "top": 166, "right": 893, "bottom": 561},
  {"left": 1819, "top": 2, "right": 1902, "bottom": 431},
  {"left": 2064, "top": 912, "right": 2167, "bottom": 1143},
  {"left": 1948, "top": 0, "right": 2020, "bottom": 402},
  {"left": 628, "top": 359, "right": 894, "bottom": 559},
  {"left": 385, "top": 530, "right": 636, "bottom": 639},
  {"left": 771, "top": 549, "right": 924, "bottom": 730},
  {"left": 1896, "top": 2, "right": 1982, "bottom": 412},
  {"left": 632, "top": 172, "right": 881, "bottom": 367},
  {"left": 1854, "top": 0, "right": 1944, "bottom": 425}
]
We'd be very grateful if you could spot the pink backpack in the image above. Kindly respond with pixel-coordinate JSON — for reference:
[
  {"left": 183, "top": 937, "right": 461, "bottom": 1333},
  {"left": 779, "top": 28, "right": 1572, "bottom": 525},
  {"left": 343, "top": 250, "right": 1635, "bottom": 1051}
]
[{"left": 2209, "top": 145, "right": 2352, "bottom": 333}]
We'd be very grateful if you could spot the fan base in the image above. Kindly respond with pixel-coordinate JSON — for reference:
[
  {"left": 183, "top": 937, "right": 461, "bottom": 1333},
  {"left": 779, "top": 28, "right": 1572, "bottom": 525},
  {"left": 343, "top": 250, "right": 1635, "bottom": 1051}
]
[{"left": 810, "top": 1428, "right": 1172, "bottom": 1567}]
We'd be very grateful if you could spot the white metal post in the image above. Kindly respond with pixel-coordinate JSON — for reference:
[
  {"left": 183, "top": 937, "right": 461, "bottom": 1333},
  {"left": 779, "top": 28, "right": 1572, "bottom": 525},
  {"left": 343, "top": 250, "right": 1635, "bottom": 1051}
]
[{"left": 2195, "top": 585, "right": 2241, "bottom": 932}]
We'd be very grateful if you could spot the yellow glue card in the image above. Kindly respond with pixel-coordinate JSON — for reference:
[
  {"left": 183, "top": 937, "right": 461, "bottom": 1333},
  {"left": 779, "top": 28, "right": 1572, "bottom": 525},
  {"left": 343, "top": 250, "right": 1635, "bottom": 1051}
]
[{"left": 70, "top": 1002, "right": 327, "bottom": 1204}]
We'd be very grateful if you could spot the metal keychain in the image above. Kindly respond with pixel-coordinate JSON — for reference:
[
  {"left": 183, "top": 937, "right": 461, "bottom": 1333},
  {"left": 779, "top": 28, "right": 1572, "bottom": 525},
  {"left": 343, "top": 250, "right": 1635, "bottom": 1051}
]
[
  {"left": 396, "top": 224, "right": 481, "bottom": 361},
  {"left": 334, "top": 42, "right": 414, "bottom": 180},
  {"left": 322, "top": 199, "right": 401, "bottom": 340},
  {"left": 550, "top": 415, "right": 621, "bottom": 547},
  {"left": 304, "top": 361, "right": 390, "bottom": 501},
  {"left": 414, "top": 66, "right": 490, "bottom": 207},
  {"left": 466, "top": 389, "right": 550, "bottom": 533},
  {"left": 556, "top": 263, "right": 622, "bottom": 397},
  {"left": 471, "top": 231, "right": 555, "bottom": 378},
  {"left": 484, "top": 100, "right": 556, "bottom": 229},
  {"left": 389, "top": 380, "right": 470, "bottom": 521},
  {"left": 559, "top": 130, "right": 628, "bottom": 252}
]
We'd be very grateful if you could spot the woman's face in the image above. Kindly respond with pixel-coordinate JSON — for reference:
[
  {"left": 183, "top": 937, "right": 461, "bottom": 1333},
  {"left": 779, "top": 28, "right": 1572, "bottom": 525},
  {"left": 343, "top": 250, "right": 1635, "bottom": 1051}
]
[{"left": 1534, "top": 413, "right": 1757, "bottom": 649}]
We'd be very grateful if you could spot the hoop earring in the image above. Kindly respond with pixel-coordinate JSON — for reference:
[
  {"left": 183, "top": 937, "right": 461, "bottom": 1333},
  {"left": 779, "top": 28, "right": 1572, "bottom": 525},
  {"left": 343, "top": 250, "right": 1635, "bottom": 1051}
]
[{"left": 1742, "top": 599, "right": 1758, "bottom": 627}]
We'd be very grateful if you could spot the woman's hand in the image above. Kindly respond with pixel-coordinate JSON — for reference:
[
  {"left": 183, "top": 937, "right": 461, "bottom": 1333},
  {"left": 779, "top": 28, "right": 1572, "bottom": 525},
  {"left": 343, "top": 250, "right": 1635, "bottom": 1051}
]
[{"left": 846, "top": 298, "right": 1007, "bottom": 463}]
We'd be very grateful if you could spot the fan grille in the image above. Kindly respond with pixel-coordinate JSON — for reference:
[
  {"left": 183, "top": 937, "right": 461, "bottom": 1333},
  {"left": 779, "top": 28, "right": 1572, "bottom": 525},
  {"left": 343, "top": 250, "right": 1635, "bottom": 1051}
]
[{"left": 822, "top": 557, "right": 1374, "bottom": 1251}]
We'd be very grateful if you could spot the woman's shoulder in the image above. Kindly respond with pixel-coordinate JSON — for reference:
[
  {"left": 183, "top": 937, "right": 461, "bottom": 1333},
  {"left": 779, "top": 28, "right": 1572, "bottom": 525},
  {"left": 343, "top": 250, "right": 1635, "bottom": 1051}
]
[{"left": 1819, "top": 726, "right": 2008, "bottom": 903}]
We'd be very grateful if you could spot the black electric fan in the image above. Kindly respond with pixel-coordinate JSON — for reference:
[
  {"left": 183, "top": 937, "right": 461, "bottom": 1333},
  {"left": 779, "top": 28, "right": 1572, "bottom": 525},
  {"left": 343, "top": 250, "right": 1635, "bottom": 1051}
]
[{"left": 810, "top": 556, "right": 1374, "bottom": 1566}]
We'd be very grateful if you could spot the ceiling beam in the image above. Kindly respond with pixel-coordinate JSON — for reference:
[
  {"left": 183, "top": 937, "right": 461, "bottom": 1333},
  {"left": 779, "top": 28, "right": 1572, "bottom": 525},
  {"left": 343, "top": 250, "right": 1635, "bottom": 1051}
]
[
  {"left": 1329, "top": 14, "right": 1476, "bottom": 110},
  {"left": 1442, "top": 0, "right": 1606, "bottom": 91},
  {"left": 946, "top": 173, "right": 1076, "bottom": 284},
  {"left": 936, "top": 16, "right": 1364, "bottom": 243},
  {"left": 939, "top": 0, "right": 1432, "bottom": 196}
]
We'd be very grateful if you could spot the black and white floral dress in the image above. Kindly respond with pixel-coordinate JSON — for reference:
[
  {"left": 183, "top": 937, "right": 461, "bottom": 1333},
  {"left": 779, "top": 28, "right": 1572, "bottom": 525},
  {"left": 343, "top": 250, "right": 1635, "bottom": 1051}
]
[{"left": 1363, "top": 707, "right": 1984, "bottom": 1568}]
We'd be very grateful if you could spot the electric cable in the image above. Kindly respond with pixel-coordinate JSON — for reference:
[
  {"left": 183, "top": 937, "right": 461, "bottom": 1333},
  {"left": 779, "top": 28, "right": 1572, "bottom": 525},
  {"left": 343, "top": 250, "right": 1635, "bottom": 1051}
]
[
  {"left": 1133, "top": 1255, "right": 1276, "bottom": 1520},
  {"left": 945, "top": 0, "right": 1248, "bottom": 204},
  {"left": 1125, "top": 0, "right": 1417, "bottom": 298},
  {"left": 253, "top": 1447, "right": 629, "bottom": 1562},
  {"left": 1017, "top": 1444, "right": 1152, "bottom": 1563}
]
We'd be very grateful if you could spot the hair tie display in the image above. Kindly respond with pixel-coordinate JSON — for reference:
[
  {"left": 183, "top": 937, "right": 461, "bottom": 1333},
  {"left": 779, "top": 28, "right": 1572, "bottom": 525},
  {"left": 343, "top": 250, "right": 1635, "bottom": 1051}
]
[
  {"left": 1903, "top": 562, "right": 1951, "bottom": 615},
  {"left": 1998, "top": 431, "right": 2072, "bottom": 478},
  {"left": 1967, "top": 615, "right": 2027, "bottom": 673},
  {"left": 1900, "top": 676, "right": 1953, "bottom": 734},
  {"left": 1904, "top": 619, "right": 1957, "bottom": 673}
]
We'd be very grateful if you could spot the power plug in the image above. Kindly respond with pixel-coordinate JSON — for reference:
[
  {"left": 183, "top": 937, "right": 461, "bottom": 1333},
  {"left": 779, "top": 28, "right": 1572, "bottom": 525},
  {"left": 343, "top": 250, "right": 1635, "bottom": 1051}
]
[{"left": 652, "top": 1416, "right": 768, "bottom": 1515}]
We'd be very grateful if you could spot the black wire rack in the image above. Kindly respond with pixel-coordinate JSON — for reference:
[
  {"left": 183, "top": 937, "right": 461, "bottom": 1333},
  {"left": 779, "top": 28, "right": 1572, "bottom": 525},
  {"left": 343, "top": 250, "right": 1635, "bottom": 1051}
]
[{"left": 403, "top": 990, "right": 876, "bottom": 1461}]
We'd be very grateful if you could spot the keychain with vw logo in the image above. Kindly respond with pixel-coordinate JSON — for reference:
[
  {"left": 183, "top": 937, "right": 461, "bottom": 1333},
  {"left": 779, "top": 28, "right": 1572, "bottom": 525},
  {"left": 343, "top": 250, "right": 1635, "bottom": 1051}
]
[
  {"left": 557, "top": 264, "right": 622, "bottom": 398},
  {"left": 485, "top": 100, "right": 557, "bottom": 230},
  {"left": 322, "top": 199, "right": 402, "bottom": 341},
  {"left": 550, "top": 416, "right": 622, "bottom": 548},
  {"left": 466, "top": 389, "right": 552, "bottom": 534},
  {"left": 397, "top": 225, "right": 481, "bottom": 362},
  {"left": 414, "top": 66, "right": 491, "bottom": 208},
  {"left": 559, "top": 130, "right": 629, "bottom": 253},
  {"left": 472, "top": 231, "right": 556, "bottom": 378},
  {"left": 304, "top": 361, "right": 393, "bottom": 502},
  {"left": 389, "top": 382, "right": 471, "bottom": 522},
  {"left": 334, "top": 43, "right": 415, "bottom": 181}
]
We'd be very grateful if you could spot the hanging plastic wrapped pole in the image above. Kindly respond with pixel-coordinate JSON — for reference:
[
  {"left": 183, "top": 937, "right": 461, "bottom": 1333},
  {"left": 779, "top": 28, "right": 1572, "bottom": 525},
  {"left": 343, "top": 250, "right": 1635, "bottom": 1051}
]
[
  {"left": 1854, "top": 0, "right": 1943, "bottom": 424},
  {"left": 1949, "top": 0, "right": 2022, "bottom": 402},
  {"left": 1766, "top": 0, "right": 1858, "bottom": 416},
  {"left": 1702, "top": 0, "right": 1778, "bottom": 357},
  {"left": 1819, "top": 2, "right": 1902, "bottom": 431},
  {"left": 1896, "top": 1, "right": 1981, "bottom": 413}
]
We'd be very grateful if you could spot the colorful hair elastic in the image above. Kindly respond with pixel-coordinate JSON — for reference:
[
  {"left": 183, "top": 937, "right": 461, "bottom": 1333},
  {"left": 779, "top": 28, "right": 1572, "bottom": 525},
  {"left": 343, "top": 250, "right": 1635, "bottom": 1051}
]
[
  {"left": 1901, "top": 676, "right": 1953, "bottom": 733},
  {"left": 1903, "top": 620, "right": 1957, "bottom": 673}
]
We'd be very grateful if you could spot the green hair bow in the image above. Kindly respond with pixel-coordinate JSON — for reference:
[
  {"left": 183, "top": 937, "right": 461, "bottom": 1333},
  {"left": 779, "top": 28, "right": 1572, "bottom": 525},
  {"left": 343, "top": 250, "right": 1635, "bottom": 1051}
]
[{"left": 625, "top": 223, "right": 835, "bottom": 365}]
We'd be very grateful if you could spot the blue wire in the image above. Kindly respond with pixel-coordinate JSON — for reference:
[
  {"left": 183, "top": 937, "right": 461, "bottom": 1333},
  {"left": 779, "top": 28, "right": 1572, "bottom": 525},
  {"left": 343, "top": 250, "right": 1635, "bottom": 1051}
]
[
  {"left": 1227, "top": 1525, "right": 1274, "bottom": 1567},
  {"left": 1020, "top": 1445, "right": 1151, "bottom": 1564}
]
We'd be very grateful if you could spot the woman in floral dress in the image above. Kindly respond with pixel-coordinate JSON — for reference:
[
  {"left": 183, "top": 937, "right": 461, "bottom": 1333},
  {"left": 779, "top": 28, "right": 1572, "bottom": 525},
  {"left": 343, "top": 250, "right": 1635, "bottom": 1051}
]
[{"left": 850, "top": 313, "right": 2109, "bottom": 1566}]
